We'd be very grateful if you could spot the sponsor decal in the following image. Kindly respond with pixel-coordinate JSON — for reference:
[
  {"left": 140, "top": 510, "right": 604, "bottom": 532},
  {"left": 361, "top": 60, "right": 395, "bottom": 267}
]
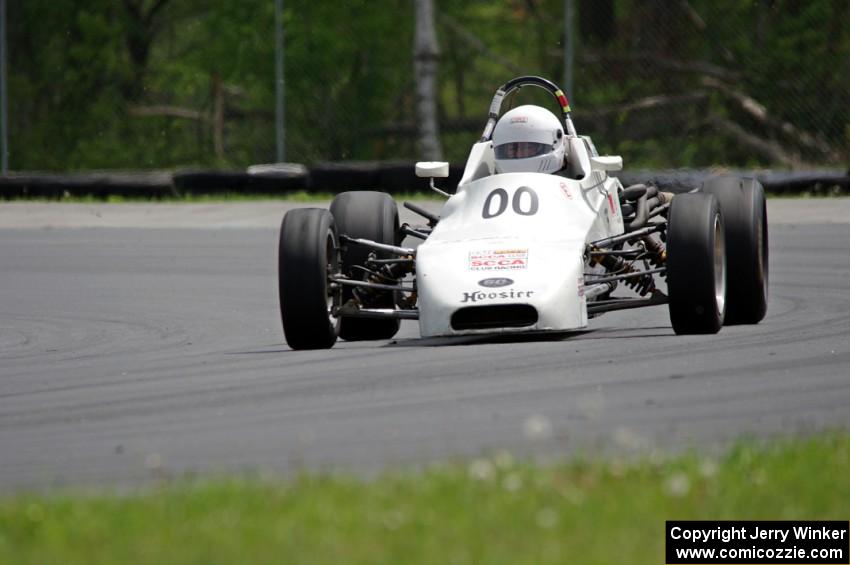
[
  {"left": 478, "top": 277, "right": 514, "bottom": 288},
  {"left": 468, "top": 248, "right": 528, "bottom": 271},
  {"left": 559, "top": 181, "right": 573, "bottom": 200},
  {"left": 461, "top": 289, "right": 535, "bottom": 303},
  {"left": 577, "top": 277, "right": 585, "bottom": 297},
  {"left": 607, "top": 191, "right": 617, "bottom": 215},
  {"left": 510, "top": 116, "right": 528, "bottom": 123}
]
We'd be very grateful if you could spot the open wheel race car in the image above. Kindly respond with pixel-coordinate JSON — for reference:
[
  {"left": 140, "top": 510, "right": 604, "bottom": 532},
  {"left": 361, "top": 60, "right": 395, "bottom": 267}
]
[{"left": 277, "top": 76, "right": 769, "bottom": 350}]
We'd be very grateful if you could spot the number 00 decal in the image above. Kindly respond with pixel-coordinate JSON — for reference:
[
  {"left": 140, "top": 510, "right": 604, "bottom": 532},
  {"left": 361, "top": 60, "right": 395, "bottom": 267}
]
[
  {"left": 512, "top": 186, "right": 539, "bottom": 216},
  {"left": 482, "top": 188, "right": 509, "bottom": 219},
  {"left": 482, "top": 187, "right": 539, "bottom": 219}
]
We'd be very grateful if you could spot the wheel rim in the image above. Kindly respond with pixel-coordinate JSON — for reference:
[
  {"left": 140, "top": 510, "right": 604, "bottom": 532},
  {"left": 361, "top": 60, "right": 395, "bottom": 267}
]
[
  {"left": 326, "top": 231, "right": 341, "bottom": 325},
  {"left": 714, "top": 214, "right": 726, "bottom": 316}
]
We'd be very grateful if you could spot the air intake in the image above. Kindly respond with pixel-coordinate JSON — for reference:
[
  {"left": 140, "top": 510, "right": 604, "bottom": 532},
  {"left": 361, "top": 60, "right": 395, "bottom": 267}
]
[{"left": 450, "top": 304, "right": 538, "bottom": 331}]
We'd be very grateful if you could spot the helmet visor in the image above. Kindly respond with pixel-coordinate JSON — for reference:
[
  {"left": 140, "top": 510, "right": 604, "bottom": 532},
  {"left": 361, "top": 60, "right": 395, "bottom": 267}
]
[{"left": 494, "top": 141, "right": 551, "bottom": 160}]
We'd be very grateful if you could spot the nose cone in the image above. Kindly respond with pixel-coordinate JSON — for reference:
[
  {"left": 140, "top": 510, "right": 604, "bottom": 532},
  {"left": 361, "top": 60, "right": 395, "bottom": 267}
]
[{"left": 416, "top": 238, "right": 588, "bottom": 337}]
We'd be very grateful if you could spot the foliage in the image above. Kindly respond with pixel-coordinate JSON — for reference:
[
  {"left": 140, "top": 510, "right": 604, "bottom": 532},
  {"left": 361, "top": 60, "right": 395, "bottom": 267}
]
[
  {"left": 1, "top": 434, "right": 849, "bottom": 564},
  {"left": 6, "top": 0, "right": 850, "bottom": 170}
]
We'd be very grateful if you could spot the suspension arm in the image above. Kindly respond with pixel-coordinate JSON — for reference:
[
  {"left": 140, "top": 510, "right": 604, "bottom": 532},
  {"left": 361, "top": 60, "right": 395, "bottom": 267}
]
[
  {"left": 330, "top": 277, "right": 416, "bottom": 293},
  {"left": 587, "top": 292, "right": 668, "bottom": 315},
  {"left": 585, "top": 267, "right": 666, "bottom": 286},
  {"left": 588, "top": 224, "right": 664, "bottom": 250},
  {"left": 339, "top": 234, "right": 416, "bottom": 257}
]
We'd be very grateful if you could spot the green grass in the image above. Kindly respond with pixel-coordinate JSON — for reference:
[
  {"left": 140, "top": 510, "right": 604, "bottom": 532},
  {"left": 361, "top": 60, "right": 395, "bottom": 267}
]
[{"left": 1, "top": 435, "right": 849, "bottom": 564}]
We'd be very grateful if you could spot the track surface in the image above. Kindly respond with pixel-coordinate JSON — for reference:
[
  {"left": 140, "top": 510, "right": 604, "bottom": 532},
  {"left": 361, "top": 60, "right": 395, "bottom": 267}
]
[{"left": 1, "top": 201, "right": 849, "bottom": 490}]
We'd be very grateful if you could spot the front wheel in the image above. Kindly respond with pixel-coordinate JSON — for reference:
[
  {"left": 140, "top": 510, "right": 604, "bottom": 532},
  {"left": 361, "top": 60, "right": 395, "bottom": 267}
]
[
  {"left": 278, "top": 208, "right": 340, "bottom": 350},
  {"left": 330, "top": 191, "right": 401, "bottom": 341},
  {"left": 701, "top": 176, "right": 768, "bottom": 324},
  {"left": 666, "top": 193, "right": 726, "bottom": 335}
]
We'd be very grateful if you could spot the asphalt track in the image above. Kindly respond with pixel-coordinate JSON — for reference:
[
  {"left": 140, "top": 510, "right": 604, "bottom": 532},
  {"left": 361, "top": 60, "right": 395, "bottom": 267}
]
[{"left": 1, "top": 200, "right": 849, "bottom": 491}]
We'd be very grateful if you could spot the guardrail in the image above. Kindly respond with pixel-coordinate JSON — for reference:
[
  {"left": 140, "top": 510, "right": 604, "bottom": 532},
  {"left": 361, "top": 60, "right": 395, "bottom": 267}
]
[{"left": 1, "top": 164, "right": 847, "bottom": 199}]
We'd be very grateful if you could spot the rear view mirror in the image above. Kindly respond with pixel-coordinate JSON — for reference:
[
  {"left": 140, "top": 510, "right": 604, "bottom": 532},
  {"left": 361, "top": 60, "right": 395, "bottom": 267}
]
[
  {"left": 590, "top": 156, "right": 623, "bottom": 172},
  {"left": 415, "top": 161, "right": 450, "bottom": 178}
]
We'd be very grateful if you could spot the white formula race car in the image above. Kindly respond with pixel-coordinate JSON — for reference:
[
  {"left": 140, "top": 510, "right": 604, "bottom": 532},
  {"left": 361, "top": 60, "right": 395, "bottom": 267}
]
[{"left": 278, "top": 76, "right": 768, "bottom": 350}]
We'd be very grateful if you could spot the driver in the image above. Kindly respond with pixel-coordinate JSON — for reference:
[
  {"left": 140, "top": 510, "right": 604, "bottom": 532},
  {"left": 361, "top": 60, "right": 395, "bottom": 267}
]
[{"left": 492, "top": 105, "right": 567, "bottom": 175}]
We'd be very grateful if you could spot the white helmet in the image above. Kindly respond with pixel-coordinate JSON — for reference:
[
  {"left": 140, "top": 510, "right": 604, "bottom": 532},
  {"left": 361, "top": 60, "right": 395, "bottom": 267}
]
[{"left": 492, "top": 105, "right": 566, "bottom": 174}]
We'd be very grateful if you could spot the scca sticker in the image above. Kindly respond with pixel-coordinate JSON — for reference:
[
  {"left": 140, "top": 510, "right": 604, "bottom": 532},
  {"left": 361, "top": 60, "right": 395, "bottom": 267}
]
[{"left": 468, "top": 249, "right": 528, "bottom": 271}]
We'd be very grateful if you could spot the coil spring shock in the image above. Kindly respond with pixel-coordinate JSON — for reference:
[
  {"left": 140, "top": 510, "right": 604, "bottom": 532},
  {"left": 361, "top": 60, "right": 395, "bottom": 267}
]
[
  {"left": 592, "top": 249, "right": 656, "bottom": 296},
  {"left": 352, "top": 255, "right": 415, "bottom": 304},
  {"left": 641, "top": 235, "right": 667, "bottom": 274}
]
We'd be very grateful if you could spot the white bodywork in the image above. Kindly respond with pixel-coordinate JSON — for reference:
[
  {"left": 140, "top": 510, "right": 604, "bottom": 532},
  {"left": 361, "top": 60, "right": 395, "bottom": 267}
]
[{"left": 416, "top": 137, "right": 625, "bottom": 337}]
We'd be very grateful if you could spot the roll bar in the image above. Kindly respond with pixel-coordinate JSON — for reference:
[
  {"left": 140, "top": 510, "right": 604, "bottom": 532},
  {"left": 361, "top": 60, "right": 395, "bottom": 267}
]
[{"left": 479, "top": 75, "right": 578, "bottom": 142}]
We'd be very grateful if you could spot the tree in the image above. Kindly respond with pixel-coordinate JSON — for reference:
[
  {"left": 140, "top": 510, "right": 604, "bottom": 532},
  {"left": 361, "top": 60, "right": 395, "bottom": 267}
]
[
  {"left": 121, "top": 0, "right": 172, "bottom": 99},
  {"left": 413, "top": 0, "right": 443, "bottom": 160}
]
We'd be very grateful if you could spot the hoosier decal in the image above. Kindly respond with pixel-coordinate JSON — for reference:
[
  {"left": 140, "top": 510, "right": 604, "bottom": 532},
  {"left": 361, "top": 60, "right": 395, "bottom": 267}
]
[
  {"left": 468, "top": 248, "right": 528, "bottom": 271},
  {"left": 461, "top": 289, "right": 534, "bottom": 303}
]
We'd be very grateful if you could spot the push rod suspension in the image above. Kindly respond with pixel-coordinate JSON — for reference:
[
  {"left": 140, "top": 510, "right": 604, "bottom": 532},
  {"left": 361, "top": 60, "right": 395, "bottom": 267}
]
[
  {"left": 330, "top": 277, "right": 415, "bottom": 293},
  {"left": 588, "top": 224, "right": 663, "bottom": 249},
  {"left": 339, "top": 234, "right": 416, "bottom": 256},
  {"left": 367, "top": 258, "right": 416, "bottom": 265},
  {"left": 585, "top": 267, "right": 665, "bottom": 286},
  {"left": 403, "top": 201, "right": 440, "bottom": 227},
  {"left": 401, "top": 224, "right": 430, "bottom": 240}
]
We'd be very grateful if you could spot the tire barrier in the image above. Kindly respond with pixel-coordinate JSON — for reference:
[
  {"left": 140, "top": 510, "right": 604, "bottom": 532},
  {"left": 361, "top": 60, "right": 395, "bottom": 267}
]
[
  {"left": 1, "top": 165, "right": 846, "bottom": 199},
  {"left": 0, "top": 171, "right": 177, "bottom": 199},
  {"left": 618, "top": 169, "right": 849, "bottom": 195},
  {"left": 310, "top": 161, "right": 464, "bottom": 195},
  {"left": 173, "top": 167, "right": 308, "bottom": 195}
]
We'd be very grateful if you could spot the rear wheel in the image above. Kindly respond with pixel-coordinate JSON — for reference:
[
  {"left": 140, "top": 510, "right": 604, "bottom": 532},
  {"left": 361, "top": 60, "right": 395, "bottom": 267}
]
[
  {"left": 278, "top": 208, "right": 340, "bottom": 350},
  {"left": 701, "top": 176, "right": 768, "bottom": 324},
  {"left": 330, "top": 191, "right": 401, "bottom": 341},
  {"left": 666, "top": 193, "right": 726, "bottom": 335}
]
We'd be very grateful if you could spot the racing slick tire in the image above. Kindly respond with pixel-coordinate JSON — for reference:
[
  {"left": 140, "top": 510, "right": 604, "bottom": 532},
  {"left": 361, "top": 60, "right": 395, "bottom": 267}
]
[
  {"left": 701, "top": 176, "right": 768, "bottom": 324},
  {"left": 330, "top": 191, "right": 401, "bottom": 341},
  {"left": 666, "top": 193, "right": 726, "bottom": 335},
  {"left": 278, "top": 208, "right": 340, "bottom": 350}
]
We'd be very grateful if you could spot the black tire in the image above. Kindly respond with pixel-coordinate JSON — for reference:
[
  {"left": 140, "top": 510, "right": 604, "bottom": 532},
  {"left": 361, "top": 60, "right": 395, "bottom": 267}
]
[
  {"left": 330, "top": 191, "right": 401, "bottom": 341},
  {"left": 278, "top": 208, "right": 340, "bottom": 350},
  {"left": 701, "top": 176, "right": 768, "bottom": 324},
  {"left": 666, "top": 193, "right": 726, "bottom": 335}
]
